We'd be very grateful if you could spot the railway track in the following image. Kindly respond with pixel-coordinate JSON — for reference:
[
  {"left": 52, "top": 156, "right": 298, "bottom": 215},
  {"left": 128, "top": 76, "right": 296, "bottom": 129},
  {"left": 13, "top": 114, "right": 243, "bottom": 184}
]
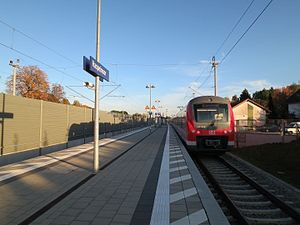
[{"left": 196, "top": 156, "right": 300, "bottom": 225}]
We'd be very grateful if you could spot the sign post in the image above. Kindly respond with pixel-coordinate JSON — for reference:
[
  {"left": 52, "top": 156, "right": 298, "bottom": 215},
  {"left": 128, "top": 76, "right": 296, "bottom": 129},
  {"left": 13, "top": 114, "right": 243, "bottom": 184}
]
[
  {"left": 83, "top": 0, "right": 109, "bottom": 174},
  {"left": 83, "top": 56, "right": 109, "bottom": 174}
]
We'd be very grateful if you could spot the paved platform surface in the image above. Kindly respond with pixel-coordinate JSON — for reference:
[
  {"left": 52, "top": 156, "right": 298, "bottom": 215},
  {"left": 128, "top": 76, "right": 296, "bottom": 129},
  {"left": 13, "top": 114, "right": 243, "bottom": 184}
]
[{"left": 0, "top": 125, "right": 229, "bottom": 225}]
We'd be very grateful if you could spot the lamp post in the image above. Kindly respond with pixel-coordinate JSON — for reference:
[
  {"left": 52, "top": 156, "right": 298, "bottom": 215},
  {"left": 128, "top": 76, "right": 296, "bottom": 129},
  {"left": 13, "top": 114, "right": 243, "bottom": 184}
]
[
  {"left": 155, "top": 100, "right": 160, "bottom": 116},
  {"left": 9, "top": 59, "right": 20, "bottom": 96},
  {"left": 146, "top": 84, "right": 155, "bottom": 119}
]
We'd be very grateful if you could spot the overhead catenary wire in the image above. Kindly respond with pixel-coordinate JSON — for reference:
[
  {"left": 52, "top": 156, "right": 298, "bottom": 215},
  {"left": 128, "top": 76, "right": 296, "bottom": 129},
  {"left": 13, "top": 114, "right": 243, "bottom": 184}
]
[
  {"left": 214, "top": 0, "right": 255, "bottom": 57},
  {"left": 106, "top": 62, "right": 206, "bottom": 67},
  {"left": 65, "top": 86, "right": 94, "bottom": 103},
  {"left": 220, "top": 0, "right": 274, "bottom": 64},
  {"left": 0, "top": 18, "right": 81, "bottom": 67},
  {"left": 100, "top": 85, "right": 121, "bottom": 100},
  {"left": 188, "top": 0, "right": 273, "bottom": 97},
  {"left": 184, "top": 0, "right": 256, "bottom": 95},
  {"left": 0, "top": 41, "right": 85, "bottom": 83}
]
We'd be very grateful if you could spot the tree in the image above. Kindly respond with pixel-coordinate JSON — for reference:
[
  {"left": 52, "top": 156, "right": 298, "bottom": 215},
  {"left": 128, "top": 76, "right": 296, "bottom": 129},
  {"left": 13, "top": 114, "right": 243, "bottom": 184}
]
[
  {"left": 6, "top": 65, "right": 49, "bottom": 100},
  {"left": 50, "top": 83, "right": 65, "bottom": 103},
  {"left": 239, "top": 89, "right": 251, "bottom": 102},
  {"left": 230, "top": 95, "right": 239, "bottom": 106},
  {"left": 62, "top": 98, "right": 70, "bottom": 105},
  {"left": 272, "top": 90, "right": 289, "bottom": 118},
  {"left": 73, "top": 100, "right": 82, "bottom": 107},
  {"left": 288, "top": 83, "right": 300, "bottom": 93},
  {"left": 267, "top": 94, "right": 277, "bottom": 119},
  {"left": 253, "top": 88, "right": 270, "bottom": 101}
]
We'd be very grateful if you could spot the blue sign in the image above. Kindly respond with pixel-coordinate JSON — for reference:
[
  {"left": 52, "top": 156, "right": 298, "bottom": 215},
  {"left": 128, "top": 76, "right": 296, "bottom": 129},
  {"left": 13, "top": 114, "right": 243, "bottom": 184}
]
[{"left": 83, "top": 56, "right": 109, "bottom": 82}]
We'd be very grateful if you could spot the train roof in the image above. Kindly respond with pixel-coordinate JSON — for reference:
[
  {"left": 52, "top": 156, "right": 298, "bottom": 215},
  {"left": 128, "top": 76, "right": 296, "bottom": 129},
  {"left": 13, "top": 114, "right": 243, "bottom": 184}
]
[{"left": 188, "top": 96, "right": 229, "bottom": 105}]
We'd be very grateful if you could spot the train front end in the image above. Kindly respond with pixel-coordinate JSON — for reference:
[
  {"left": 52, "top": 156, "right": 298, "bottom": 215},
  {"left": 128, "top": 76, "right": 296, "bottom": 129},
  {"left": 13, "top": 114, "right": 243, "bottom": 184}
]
[{"left": 186, "top": 96, "right": 235, "bottom": 152}]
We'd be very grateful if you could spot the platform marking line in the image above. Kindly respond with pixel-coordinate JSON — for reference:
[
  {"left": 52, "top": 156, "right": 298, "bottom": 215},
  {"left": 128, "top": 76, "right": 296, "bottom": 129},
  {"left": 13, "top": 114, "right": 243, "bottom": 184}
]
[
  {"left": 150, "top": 126, "right": 170, "bottom": 225},
  {"left": 171, "top": 209, "right": 208, "bottom": 225},
  {"left": 169, "top": 148, "right": 181, "bottom": 152},
  {"left": 168, "top": 130, "right": 209, "bottom": 225},
  {"left": 0, "top": 127, "right": 149, "bottom": 182},
  {"left": 170, "top": 174, "right": 192, "bottom": 185},
  {"left": 170, "top": 187, "right": 198, "bottom": 203},
  {"left": 169, "top": 159, "right": 185, "bottom": 165},
  {"left": 169, "top": 151, "right": 182, "bottom": 155},
  {"left": 169, "top": 166, "right": 188, "bottom": 173},
  {"left": 169, "top": 154, "right": 183, "bottom": 159}
]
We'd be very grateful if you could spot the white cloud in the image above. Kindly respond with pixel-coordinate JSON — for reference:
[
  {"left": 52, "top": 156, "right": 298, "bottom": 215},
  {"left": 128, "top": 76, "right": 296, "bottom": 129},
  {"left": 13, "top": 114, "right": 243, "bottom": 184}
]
[
  {"left": 163, "top": 61, "right": 211, "bottom": 78},
  {"left": 220, "top": 79, "right": 276, "bottom": 98}
]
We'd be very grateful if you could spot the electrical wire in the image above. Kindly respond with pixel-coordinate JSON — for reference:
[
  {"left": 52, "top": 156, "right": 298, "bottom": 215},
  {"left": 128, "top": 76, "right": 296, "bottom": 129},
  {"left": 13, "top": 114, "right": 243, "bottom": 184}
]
[
  {"left": 198, "top": 68, "right": 213, "bottom": 90},
  {"left": 106, "top": 62, "right": 205, "bottom": 67},
  {"left": 214, "top": 0, "right": 255, "bottom": 57},
  {"left": 189, "top": 0, "right": 273, "bottom": 96},
  {"left": 65, "top": 86, "right": 94, "bottom": 103},
  {"left": 100, "top": 85, "right": 121, "bottom": 100},
  {"left": 0, "top": 18, "right": 81, "bottom": 67},
  {"left": 0, "top": 41, "right": 85, "bottom": 83},
  {"left": 220, "top": 0, "right": 274, "bottom": 64}
]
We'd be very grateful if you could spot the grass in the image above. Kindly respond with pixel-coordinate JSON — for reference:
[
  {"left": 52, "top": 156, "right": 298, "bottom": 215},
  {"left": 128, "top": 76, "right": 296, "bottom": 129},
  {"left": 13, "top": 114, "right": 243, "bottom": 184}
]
[{"left": 231, "top": 140, "right": 300, "bottom": 189}]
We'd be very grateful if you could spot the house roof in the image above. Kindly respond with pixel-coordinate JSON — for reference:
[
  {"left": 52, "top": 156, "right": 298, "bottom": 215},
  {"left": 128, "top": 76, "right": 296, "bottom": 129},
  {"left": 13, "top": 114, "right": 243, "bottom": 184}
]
[
  {"left": 232, "top": 98, "right": 270, "bottom": 112},
  {"left": 287, "top": 89, "right": 300, "bottom": 104}
]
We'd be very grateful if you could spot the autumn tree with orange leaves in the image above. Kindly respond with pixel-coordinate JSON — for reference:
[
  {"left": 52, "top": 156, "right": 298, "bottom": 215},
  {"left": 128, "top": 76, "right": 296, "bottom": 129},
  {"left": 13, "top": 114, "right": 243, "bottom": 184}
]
[
  {"left": 48, "top": 83, "right": 67, "bottom": 103},
  {"left": 6, "top": 65, "right": 69, "bottom": 104},
  {"left": 7, "top": 66, "right": 50, "bottom": 100}
]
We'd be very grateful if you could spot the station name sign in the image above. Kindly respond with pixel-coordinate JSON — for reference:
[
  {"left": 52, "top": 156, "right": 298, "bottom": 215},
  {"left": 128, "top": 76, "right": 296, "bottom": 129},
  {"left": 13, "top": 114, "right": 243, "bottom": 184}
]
[{"left": 83, "top": 56, "right": 109, "bottom": 82}]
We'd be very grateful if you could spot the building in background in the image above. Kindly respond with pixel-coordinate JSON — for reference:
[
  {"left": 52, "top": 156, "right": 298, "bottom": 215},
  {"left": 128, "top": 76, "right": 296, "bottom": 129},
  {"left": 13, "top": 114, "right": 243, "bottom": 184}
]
[
  {"left": 287, "top": 89, "right": 300, "bottom": 119},
  {"left": 233, "top": 98, "right": 270, "bottom": 128}
]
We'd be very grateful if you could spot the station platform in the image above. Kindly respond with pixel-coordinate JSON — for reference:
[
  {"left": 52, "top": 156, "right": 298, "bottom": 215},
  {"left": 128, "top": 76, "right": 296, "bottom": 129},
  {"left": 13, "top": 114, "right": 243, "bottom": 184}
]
[{"left": 0, "top": 125, "right": 229, "bottom": 225}]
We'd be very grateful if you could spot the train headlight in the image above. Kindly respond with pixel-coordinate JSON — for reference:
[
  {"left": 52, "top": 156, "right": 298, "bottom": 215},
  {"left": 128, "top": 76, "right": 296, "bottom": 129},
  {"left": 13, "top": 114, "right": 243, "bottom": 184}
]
[
  {"left": 191, "top": 130, "right": 196, "bottom": 133},
  {"left": 224, "top": 130, "right": 228, "bottom": 134},
  {"left": 196, "top": 130, "right": 201, "bottom": 134}
]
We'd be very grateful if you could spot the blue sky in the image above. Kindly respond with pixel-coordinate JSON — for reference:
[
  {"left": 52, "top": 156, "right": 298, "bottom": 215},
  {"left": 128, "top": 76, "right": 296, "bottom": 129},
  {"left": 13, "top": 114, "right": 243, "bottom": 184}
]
[{"left": 0, "top": 0, "right": 299, "bottom": 116}]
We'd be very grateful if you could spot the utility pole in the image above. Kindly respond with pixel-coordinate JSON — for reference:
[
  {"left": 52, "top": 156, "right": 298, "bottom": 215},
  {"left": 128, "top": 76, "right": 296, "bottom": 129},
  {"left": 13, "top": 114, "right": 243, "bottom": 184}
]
[
  {"left": 94, "top": 0, "right": 101, "bottom": 173},
  {"left": 211, "top": 56, "right": 219, "bottom": 96},
  {"left": 9, "top": 59, "right": 20, "bottom": 96}
]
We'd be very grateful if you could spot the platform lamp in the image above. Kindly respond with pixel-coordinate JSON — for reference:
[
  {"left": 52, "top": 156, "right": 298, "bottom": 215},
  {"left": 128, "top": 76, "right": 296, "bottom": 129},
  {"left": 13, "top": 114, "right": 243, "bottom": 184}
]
[
  {"left": 146, "top": 84, "right": 155, "bottom": 119},
  {"left": 155, "top": 100, "right": 160, "bottom": 117},
  {"left": 9, "top": 59, "right": 20, "bottom": 96}
]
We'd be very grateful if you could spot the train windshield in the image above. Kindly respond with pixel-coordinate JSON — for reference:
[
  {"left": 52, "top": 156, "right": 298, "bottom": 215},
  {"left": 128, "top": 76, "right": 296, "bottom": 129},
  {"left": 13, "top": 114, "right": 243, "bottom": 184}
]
[{"left": 194, "top": 103, "right": 229, "bottom": 123}]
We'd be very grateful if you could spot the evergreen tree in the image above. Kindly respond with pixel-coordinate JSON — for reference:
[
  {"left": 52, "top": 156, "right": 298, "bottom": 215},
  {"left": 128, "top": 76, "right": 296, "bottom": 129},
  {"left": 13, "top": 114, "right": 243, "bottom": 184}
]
[
  {"left": 253, "top": 88, "right": 269, "bottom": 101},
  {"left": 268, "top": 94, "right": 277, "bottom": 119},
  {"left": 239, "top": 89, "right": 251, "bottom": 102}
]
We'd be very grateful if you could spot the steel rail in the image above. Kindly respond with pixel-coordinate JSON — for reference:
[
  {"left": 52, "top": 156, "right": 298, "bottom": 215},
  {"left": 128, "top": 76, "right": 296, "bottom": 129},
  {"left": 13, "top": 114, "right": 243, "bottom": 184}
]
[
  {"left": 196, "top": 158, "right": 250, "bottom": 225},
  {"left": 219, "top": 157, "right": 300, "bottom": 224}
]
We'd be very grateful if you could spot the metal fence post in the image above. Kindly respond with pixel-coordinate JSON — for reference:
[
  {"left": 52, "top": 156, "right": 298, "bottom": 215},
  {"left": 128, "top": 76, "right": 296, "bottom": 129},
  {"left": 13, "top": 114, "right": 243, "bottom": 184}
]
[
  {"left": 66, "top": 104, "right": 69, "bottom": 148},
  {"left": 84, "top": 107, "right": 86, "bottom": 144},
  {"left": 39, "top": 100, "right": 43, "bottom": 156}
]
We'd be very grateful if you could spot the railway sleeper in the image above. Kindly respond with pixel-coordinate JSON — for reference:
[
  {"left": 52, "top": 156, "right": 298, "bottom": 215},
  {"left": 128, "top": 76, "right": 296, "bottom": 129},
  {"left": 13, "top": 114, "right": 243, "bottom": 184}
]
[
  {"left": 241, "top": 209, "right": 290, "bottom": 219},
  {"left": 221, "top": 184, "right": 252, "bottom": 189},
  {"left": 226, "top": 189, "right": 258, "bottom": 195},
  {"left": 229, "top": 194, "right": 266, "bottom": 202},
  {"left": 245, "top": 216, "right": 295, "bottom": 225},
  {"left": 234, "top": 200, "right": 273, "bottom": 207},
  {"left": 217, "top": 180, "right": 248, "bottom": 185},
  {"left": 214, "top": 175, "right": 241, "bottom": 180},
  {"left": 210, "top": 169, "right": 232, "bottom": 173}
]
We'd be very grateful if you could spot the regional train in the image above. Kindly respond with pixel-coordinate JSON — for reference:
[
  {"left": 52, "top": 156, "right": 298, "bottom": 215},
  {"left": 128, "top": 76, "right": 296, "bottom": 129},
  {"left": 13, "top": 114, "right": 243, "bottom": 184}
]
[{"left": 171, "top": 96, "right": 235, "bottom": 153}]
